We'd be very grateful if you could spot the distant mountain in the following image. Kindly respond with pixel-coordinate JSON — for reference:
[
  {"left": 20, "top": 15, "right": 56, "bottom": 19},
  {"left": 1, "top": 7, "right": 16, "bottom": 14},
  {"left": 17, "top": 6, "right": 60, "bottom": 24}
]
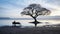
[
  {"left": 37, "top": 16, "right": 60, "bottom": 20},
  {"left": 0, "top": 16, "right": 60, "bottom": 20},
  {"left": 0, "top": 17, "right": 10, "bottom": 20}
]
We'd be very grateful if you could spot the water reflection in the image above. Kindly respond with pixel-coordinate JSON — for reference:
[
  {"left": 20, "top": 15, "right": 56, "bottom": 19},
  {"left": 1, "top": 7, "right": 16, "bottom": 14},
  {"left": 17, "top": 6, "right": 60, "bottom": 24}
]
[{"left": 0, "top": 20, "right": 60, "bottom": 27}]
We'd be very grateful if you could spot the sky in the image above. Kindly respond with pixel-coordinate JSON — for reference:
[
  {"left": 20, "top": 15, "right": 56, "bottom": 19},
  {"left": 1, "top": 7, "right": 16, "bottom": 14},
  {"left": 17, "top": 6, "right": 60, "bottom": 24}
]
[{"left": 0, "top": 0, "right": 60, "bottom": 18}]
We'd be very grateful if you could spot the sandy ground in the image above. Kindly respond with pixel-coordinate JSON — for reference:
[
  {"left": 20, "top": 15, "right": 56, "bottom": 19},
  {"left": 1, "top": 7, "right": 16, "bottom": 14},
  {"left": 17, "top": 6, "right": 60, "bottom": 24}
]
[{"left": 0, "top": 26, "right": 60, "bottom": 34}]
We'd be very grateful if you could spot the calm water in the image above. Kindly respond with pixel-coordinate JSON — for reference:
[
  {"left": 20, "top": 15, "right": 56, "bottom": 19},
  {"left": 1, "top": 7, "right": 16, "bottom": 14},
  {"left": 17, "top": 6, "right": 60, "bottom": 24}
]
[{"left": 0, "top": 20, "right": 60, "bottom": 27}]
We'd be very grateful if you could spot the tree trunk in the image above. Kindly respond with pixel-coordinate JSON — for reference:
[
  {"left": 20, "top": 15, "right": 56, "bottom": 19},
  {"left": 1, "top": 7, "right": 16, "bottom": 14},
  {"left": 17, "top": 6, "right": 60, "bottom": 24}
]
[
  {"left": 34, "top": 17, "right": 37, "bottom": 22},
  {"left": 33, "top": 17, "right": 38, "bottom": 27},
  {"left": 30, "top": 15, "right": 40, "bottom": 27}
]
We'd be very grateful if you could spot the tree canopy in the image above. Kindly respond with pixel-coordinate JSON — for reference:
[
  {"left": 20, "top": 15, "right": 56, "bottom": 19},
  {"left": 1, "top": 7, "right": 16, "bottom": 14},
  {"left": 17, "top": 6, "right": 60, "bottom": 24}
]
[{"left": 21, "top": 4, "right": 51, "bottom": 18}]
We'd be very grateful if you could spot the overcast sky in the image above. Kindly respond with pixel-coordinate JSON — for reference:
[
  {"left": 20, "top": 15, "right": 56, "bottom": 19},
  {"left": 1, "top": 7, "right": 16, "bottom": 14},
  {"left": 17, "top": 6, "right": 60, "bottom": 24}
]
[{"left": 0, "top": 0, "right": 60, "bottom": 18}]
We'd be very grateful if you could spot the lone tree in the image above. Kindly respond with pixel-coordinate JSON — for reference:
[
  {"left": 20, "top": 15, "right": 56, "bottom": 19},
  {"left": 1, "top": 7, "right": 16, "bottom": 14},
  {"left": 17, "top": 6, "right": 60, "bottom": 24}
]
[{"left": 21, "top": 4, "right": 51, "bottom": 27}]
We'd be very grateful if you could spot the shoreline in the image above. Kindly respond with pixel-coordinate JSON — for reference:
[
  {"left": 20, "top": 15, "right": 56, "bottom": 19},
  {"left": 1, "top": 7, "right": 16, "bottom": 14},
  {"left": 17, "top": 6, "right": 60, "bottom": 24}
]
[{"left": 0, "top": 26, "right": 60, "bottom": 34}]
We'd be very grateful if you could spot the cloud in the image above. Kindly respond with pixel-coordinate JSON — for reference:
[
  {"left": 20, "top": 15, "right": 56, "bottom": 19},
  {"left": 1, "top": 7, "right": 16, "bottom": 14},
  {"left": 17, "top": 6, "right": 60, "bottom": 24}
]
[
  {"left": 0, "top": 0, "right": 60, "bottom": 17},
  {"left": 45, "top": 0, "right": 60, "bottom": 5}
]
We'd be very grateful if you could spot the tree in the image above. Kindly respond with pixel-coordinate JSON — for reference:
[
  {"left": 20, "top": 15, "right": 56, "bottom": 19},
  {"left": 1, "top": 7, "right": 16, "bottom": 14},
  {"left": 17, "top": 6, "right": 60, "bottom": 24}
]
[{"left": 21, "top": 4, "right": 51, "bottom": 27}]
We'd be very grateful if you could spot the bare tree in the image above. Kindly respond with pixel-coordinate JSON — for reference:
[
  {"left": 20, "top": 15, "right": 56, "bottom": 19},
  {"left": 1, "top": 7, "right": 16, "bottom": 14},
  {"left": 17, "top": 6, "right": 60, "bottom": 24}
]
[{"left": 21, "top": 4, "right": 51, "bottom": 27}]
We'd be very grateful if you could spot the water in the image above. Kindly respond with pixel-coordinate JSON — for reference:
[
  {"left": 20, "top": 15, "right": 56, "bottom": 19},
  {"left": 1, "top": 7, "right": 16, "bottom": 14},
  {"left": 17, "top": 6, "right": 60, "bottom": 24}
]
[{"left": 0, "top": 20, "right": 60, "bottom": 27}]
